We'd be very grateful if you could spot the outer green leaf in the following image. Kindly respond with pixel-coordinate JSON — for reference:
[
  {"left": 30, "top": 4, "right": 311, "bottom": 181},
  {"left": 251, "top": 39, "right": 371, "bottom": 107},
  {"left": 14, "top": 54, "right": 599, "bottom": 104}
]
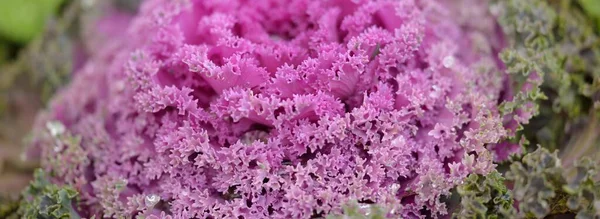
[{"left": 17, "top": 169, "right": 80, "bottom": 219}]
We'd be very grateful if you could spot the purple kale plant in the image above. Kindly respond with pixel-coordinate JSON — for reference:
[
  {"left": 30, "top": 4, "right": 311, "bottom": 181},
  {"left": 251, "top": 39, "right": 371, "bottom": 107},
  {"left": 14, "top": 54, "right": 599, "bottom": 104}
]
[{"left": 27, "top": 0, "right": 519, "bottom": 218}]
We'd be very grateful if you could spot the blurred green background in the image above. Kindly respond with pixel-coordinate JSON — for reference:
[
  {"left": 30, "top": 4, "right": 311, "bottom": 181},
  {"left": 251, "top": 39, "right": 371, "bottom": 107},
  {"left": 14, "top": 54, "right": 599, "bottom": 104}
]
[
  {"left": 0, "top": 0, "right": 72, "bottom": 201},
  {"left": 0, "top": 0, "right": 140, "bottom": 202},
  {"left": 0, "top": 0, "right": 65, "bottom": 45}
]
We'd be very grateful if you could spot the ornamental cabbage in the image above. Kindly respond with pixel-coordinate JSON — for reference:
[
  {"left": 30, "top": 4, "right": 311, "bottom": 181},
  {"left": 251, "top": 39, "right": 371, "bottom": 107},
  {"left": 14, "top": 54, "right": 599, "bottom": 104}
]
[{"left": 30, "top": 0, "right": 517, "bottom": 218}]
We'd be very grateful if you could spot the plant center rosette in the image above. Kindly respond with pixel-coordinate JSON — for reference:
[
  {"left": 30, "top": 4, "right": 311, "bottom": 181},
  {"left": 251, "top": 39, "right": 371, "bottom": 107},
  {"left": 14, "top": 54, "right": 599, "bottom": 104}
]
[{"left": 30, "top": 0, "right": 513, "bottom": 218}]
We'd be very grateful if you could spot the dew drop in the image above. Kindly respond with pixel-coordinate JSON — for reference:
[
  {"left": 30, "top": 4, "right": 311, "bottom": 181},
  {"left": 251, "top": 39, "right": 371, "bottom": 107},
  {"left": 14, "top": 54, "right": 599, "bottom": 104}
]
[
  {"left": 145, "top": 194, "right": 160, "bottom": 207},
  {"left": 390, "top": 183, "right": 400, "bottom": 192},
  {"left": 442, "top": 56, "right": 455, "bottom": 68},
  {"left": 46, "top": 121, "right": 66, "bottom": 137},
  {"left": 359, "top": 204, "right": 371, "bottom": 216}
]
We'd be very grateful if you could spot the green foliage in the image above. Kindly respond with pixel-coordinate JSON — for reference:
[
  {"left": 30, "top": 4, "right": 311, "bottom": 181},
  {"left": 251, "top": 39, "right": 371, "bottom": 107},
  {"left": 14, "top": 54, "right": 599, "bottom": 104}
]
[
  {"left": 492, "top": 0, "right": 555, "bottom": 134},
  {"left": 17, "top": 169, "right": 80, "bottom": 219},
  {"left": 493, "top": 0, "right": 600, "bottom": 151},
  {"left": 562, "top": 158, "right": 600, "bottom": 218},
  {"left": 454, "top": 171, "right": 515, "bottom": 219},
  {"left": 506, "top": 147, "right": 600, "bottom": 218},
  {"left": 546, "top": 0, "right": 600, "bottom": 117},
  {"left": 453, "top": 147, "right": 599, "bottom": 219},
  {"left": 506, "top": 147, "right": 568, "bottom": 218}
]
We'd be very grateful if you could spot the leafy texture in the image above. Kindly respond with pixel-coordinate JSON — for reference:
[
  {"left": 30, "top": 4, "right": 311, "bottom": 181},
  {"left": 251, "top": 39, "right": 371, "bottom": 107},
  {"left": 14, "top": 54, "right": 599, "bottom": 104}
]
[
  {"left": 336, "top": 147, "right": 600, "bottom": 219},
  {"left": 506, "top": 147, "right": 600, "bottom": 218},
  {"left": 449, "top": 147, "right": 600, "bottom": 219},
  {"left": 506, "top": 147, "right": 567, "bottom": 218},
  {"left": 453, "top": 171, "right": 515, "bottom": 219},
  {"left": 17, "top": 169, "right": 80, "bottom": 219},
  {"left": 492, "top": 0, "right": 600, "bottom": 162},
  {"left": 562, "top": 158, "right": 600, "bottom": 218},
  {"left": 450, "top": 1, "right": 600, "bottom": 217},
  {"left": 488, "top": 0, "right": 555, "bottom": 161},
  {"left": 29, "top": 0, "right": 516, "bottom": 218}
]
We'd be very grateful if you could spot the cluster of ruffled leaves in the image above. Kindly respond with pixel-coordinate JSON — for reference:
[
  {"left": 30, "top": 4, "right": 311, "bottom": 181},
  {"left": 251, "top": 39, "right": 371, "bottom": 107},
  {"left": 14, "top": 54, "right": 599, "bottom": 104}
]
[
  {"left": 452, "top": 171, "right": 514, "bottom": 219},
  {"left": 492, "top": 0, "right": 600, "bottom": 153},
  {"left": 334, "top": 147, "right": 600, "bottom": 219},
  {"left": 506, "top": 147, "right": 599, "bottom": 218},
  {"left": 449, "top": 1, "right": 600, "bottom": 217},
  {"left": 1, "top": 169, "right": 80, "bottom": 219},
  {"left": 488, "top": 0, "right": 554, "bottom": 152},
  {"left": 562, "top": 157, "right": 600, "bottom": 218},
  {"left": 445, "top": 147, "right": 599, "bottom": 219},
  {"left": 299, "top": 0, "right": 600, "bottom": 218},
  {"left": 19, "top": 0, "right": 600, "bottom": 218},
  {"left": 13, "top": 147, "right": 598, "bottom": 219},
  {"left": 27, "top": 0, "right": 513, "bottom": 218}
]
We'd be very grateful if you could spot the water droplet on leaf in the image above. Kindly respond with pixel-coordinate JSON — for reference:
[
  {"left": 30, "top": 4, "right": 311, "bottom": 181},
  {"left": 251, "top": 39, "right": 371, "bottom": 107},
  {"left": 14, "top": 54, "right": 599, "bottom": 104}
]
[
  {"left": 46, "top": 121, "right": 66, "bottom": 137},
  {"left": 145, "top": 194, "right": 160, "bottom": 207},
  {"left": 443, "top": 56, "right": 455, "bottom": 68}
]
